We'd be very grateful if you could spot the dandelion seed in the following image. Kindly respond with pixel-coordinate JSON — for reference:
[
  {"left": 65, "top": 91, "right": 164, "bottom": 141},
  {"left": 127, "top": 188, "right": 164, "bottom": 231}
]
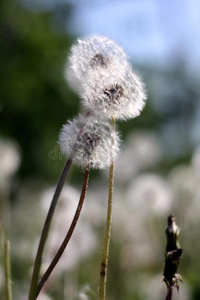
[{"left": 58, "top": 114, "right": 120, "bottom": 169}]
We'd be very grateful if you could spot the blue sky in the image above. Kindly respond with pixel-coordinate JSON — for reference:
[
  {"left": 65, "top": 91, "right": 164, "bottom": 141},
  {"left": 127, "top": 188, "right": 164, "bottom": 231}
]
[
  {"left": 67, "top": 0, "right": 200, "bottom": 70},
  {"left": 23, "top": 0, "right": 200, "bottom": 70}
]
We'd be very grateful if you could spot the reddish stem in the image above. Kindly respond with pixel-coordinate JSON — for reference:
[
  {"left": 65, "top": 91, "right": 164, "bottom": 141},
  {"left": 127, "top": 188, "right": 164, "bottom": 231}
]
[{"left": 36, "top": 165, "right": 90, "bottom": 297}]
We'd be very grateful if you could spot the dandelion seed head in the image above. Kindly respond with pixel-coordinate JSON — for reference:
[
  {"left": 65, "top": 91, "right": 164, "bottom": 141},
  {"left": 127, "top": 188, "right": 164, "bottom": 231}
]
[
  {"left": 82, "top": 65, "right": 147, "bottom": 120},
  {"left": 58, "top": 115, "right": 120, "bottom": 169},
  {"left": 40, "top": 185, "right": 97, "bottom": 273},
  {"left": 76, "top": 291, "right": 89, "bottom": 300},
  {"left": 126, "top": 173, "right": 173, "bottom": 216},
  {"left": 113, "top": 131, "right": 163, "bottom": 184},
  {"left": 65, "top": 35, "right": 129, "bottom": 92},
  {"left": 65, "top": 35, "right": 147, "bottom": 120},
  {"left": 0, "top": 139, "right": 21, "bottom": 188},
  {"left": 169, "top": 164, "right": 198, "bottom": 204}
]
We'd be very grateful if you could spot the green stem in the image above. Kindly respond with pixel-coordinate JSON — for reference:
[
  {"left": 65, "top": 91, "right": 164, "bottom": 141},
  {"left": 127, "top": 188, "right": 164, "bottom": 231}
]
[
  {"left": 4, "top": 240, "right": 12, "bottom": 300},
  {"left": 36, "top": 165, "right": 90, "bottom": 297},
  {"left": 99, "top": 118, "right": 115, "bottom": 300},
  {"left": 28, "top": 158, "right": 72, "bottom": 300}
]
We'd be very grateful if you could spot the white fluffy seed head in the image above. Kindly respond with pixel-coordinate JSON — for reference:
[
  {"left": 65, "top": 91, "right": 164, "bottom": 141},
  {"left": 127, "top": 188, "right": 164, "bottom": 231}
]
[
  {"left": 58, "top": 114, "right": 120, "bottom": 169},
  {"left": 81, "top": 65, "right": 147, "bottom": 120},
  {"left": 65, "top": 35, "right": 129, "bottom": 93}
]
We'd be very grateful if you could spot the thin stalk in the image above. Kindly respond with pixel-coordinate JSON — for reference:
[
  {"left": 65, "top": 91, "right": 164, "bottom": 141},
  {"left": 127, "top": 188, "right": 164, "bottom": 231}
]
[
  {"left": 99, "top": 118, "right": 115, "bottom": 300},
  {"left": 165, "top": 287, "right": 173, "bottom": 300},
  {"left": 36, "top": 165, "right": 90, "bottom": 297},
  {"left": 28, "top": 158, "right": 72, "bottom": 300},
  {"left": 4, "top": 240, "right": 12, "bottom": 300}
]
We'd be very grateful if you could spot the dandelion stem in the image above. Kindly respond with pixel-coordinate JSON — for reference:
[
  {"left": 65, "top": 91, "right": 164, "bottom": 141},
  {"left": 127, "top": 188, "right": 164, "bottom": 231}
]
[
  {"left": 165, "top": 287, "right": 173, "bottom": 300},
  {"left": 28, "top": 158, "right": 72, "bottom": 300},
  {"left": 99, "top": 118, "right": 115, "bottom": 300},
  {"left": 36, "top": 165, "right": 90, "bottom": 297},
  {"left": 4, "top": 240, "right": 12, "bottom": 300}
]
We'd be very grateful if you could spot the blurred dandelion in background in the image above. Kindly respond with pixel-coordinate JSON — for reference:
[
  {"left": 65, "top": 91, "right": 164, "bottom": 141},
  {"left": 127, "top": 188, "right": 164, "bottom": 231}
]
[
  {"left": 40, "top": 185, "right": 98, "bottom": 273},
  {"left": 0, "top": 139, "right": 21, "bottom": 188}
]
